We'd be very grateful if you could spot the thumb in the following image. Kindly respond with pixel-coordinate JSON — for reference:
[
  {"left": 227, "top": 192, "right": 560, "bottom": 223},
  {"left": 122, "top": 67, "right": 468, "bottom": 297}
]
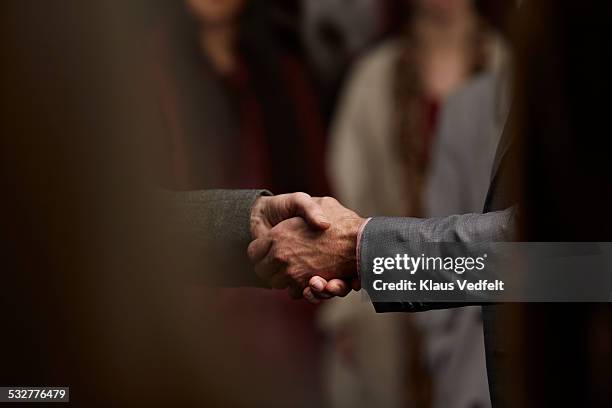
[{"left": 288, "top": 193, "right": 330, "bottom": 230}]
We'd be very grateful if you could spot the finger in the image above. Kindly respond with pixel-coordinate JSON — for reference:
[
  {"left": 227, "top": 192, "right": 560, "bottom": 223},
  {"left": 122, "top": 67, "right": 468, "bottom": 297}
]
[
  {"left": 325, "top": 279, "right": 351, "bottom": 297},
  {"left": 309, "top": 276, "right": 328, "bottom": 293},
  {"left": 247, "top": 237, "right": 272, "bottom": 263},
  {"left": 351, "top": 278, "right": 361, "bottom": 291},
  {"left": 250, "top": 222, "right": 269, "bottom": 240},
  {"left": 308, "top": 276, "right": 332, "bottom": 299},
  {"left": 288, "top": 193, "right": 330, "bottom": 230},
  {"left": 303, "top": 287, "right": 320, "bottom": 304}
]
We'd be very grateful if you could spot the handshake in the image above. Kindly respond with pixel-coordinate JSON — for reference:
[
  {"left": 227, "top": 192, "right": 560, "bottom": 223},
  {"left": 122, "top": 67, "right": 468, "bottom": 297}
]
[{"left": 248, "top": 193, "right": 367, "bottom": 303}]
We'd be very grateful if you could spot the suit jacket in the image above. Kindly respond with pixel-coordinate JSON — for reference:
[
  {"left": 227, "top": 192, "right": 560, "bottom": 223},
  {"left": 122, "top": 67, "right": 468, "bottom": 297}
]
[
  {"left": 359, "top": 103, "right": 517, "bottom": 407},
  {"left": 167, "top": 189, "right": 270, "bottom": 286}
]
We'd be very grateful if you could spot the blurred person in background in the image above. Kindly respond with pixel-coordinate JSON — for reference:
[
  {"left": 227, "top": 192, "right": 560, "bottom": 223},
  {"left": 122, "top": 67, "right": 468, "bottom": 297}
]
[
  {"left": 329, "top": 0, "right": 506, "bottom": 217},
  {"left": 301, "top": 0, "right": 388, "bottom": 122},
  {"left": 151, "top": 0, "right": 328, "bottom": 405},
  {"left": 302, "top": 0, "right": 380, "bottom": 86},
  {"left": 153, "top": 0, "right": 327, "bottom": 193},
  {"left": 321, "top": 0, "right": 507, "bottom": 407},
  {"left": 425, "top": 71, "right": 509, "bottom": 219}
]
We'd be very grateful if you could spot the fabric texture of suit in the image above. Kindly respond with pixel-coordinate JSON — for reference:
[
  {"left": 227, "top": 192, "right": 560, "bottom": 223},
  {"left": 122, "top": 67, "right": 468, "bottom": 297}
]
[{"left": 167, "top": 189, "right": 270, "bottom": 286}]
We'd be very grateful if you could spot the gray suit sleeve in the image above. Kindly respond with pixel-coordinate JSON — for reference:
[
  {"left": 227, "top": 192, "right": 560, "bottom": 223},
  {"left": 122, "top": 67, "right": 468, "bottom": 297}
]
[
  {"left": 359, "top": 208, "right": 515, "bottom": 312},
  {"left": 163, "top": 189, "right": 271, "bottom": 286}
]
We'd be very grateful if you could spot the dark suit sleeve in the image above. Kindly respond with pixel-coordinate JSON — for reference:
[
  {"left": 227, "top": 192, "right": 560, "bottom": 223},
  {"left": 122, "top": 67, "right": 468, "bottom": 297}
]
[
  {"left": 163, "top": 189, "right": 272, "bottom": 286},
  {"left": 359, "top": 208, "right": 516, "bottom": 312}
]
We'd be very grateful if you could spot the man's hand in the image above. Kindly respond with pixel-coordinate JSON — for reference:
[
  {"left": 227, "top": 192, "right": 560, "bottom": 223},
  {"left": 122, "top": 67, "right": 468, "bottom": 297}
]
[
  {"left": 250, "top": 193, "right": 331, "bottom": 239},
  {"left": 248, "top": 196, "right": 365, "bottom": 300}
]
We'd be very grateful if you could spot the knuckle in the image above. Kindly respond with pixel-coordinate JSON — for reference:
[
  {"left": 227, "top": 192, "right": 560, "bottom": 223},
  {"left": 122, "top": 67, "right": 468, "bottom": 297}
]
[
  {"left": 268, "top": 230, "right": 282, "bottom": 243},
  {"left": 285, "top": 265, "right": 300, "bottom": 278},
  {"left": 294, "top": 192, "right": 310, "bottom": 201},
  {"left": 270, "top": 246, "right": 281, "bottom": 261},
  {"left": 322, "top": 196, "right": 338, "bottom": 205},
  {"left": 271, "top": 246, "right": 288, "bottom": 263}
]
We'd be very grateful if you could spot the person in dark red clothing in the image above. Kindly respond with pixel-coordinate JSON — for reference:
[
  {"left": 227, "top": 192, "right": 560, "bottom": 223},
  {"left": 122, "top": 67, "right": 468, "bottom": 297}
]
[
  {"left": 151, "top": 1, "right": 329, "bottom": 405},
  {"left": 153, "top": 0, "right": 328, "bottom": 195}
]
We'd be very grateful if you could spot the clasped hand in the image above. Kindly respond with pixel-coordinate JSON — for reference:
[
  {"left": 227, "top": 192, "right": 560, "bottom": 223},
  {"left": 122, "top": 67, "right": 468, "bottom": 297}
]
[{"left": 249, "top": 193, "right": 365, "bottom": 303}]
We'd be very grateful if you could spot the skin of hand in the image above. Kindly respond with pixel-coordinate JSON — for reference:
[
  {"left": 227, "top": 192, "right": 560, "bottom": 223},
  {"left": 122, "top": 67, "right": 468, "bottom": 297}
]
[
  {"left": 303, "top": 275, "right": 362, "bottom": 305},
  {"left": 247, "top": 196, "right": 365, "bottom": 300},
  {"left": 250, "top": 192, "right": 331, "bottom": 298},
  {"left": 250, "top": 192, "right": 331, "bottom": 239}
]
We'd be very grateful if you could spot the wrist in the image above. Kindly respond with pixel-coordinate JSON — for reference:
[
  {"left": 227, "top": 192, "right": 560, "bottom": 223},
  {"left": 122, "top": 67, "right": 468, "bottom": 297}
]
[
  {"left": 355, "top": 217, "right": 372, "bottom": 283},
  {"left": 338, "top": 216, "right": 367, "bottom": 278}
]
